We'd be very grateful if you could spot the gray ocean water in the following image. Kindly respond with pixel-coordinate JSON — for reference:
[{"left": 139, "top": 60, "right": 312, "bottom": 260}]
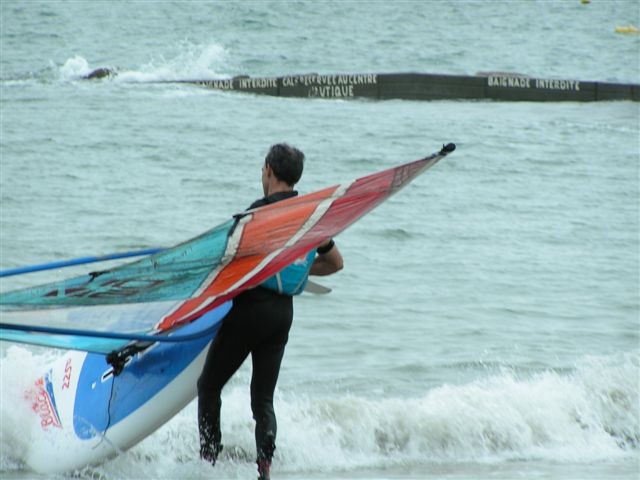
[{"left": 1, "top": 1, "right": 639, "bottom": 479}]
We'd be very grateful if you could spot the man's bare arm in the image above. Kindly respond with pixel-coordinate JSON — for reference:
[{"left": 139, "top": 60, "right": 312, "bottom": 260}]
[{"left": 310, "top": 240, "right": 343, "bottom": 276}]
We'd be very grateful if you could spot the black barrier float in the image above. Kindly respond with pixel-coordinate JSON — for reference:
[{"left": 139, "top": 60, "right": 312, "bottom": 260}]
[{"left": 85, "top": 69, "right": 639, "bottom": 102}]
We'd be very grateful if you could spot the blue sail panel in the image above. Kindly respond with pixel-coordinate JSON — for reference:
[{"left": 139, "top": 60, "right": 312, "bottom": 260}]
[
  {"left": 0, "top": 302, "right": 232, "bottom": 353},
  {"left": 0, "top": 300, "right": 182, "bottom": 333}
]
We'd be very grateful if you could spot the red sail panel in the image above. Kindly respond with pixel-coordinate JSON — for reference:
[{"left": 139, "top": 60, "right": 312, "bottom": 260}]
[{"left": 237, "top": 155, "right": 440, "bottom": 286}]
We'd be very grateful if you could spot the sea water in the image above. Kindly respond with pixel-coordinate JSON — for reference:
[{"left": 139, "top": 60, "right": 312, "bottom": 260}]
[{"left": 0, "top": 1, "right": 638, "bottom": 479}]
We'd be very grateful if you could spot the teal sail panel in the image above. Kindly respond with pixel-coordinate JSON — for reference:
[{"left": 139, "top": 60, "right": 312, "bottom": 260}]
[{"left": 0, "top": 218, "right": 235, "bottom": 308}]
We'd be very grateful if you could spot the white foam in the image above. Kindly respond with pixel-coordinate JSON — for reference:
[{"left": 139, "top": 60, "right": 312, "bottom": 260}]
[
  {"left": 57, "top": 42, "right": 230, "bottom": 84},
  {"left": 102, "top": 353, "right": 640, "bottom": 477},
  {"left": 58, "top": 55, "right": 96, "bottom": 80},
  {"left": 2, "top": 350, "right": 637, "bottom": 476}
]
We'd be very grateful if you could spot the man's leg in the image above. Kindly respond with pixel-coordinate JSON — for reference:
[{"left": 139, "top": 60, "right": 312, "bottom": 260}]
[
  {"left": 197, "top": 319, "right": 250, "bottom": 464},
  {"left": 250, "top": 336, "right": 288, "bottom": 463}
]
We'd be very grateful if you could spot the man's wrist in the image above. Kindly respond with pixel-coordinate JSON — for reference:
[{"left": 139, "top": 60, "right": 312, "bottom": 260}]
[{"left": 316, "top": 239, "right": 335, "bottom": 255}]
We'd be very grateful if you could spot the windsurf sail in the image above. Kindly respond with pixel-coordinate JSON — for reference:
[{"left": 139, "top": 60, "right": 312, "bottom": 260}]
[{"left": 0, "top": 144, "right": 456, "bottom": 353}]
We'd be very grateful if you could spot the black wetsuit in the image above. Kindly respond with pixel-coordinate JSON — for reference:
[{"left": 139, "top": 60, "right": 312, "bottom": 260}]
[{"left": 197, "top": 191, "right": 298, "bottom": 463}]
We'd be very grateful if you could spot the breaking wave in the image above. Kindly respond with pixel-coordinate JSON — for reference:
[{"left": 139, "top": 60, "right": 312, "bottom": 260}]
[
  {"left": 2, "top": 347, "right": 636, "bottom": 478},
  {"left": 58, "top": 41, "right": 229, "bottom": 83}
]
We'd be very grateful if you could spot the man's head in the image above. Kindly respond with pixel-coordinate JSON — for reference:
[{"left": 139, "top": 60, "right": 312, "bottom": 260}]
[{"left": 262, "top": 143, "right": 305, "bottom": 195}]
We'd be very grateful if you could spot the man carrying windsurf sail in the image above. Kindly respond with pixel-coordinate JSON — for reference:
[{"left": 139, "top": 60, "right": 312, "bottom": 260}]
[{"left": 197, "top": 144, "right": 344, "bottom": 480}]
